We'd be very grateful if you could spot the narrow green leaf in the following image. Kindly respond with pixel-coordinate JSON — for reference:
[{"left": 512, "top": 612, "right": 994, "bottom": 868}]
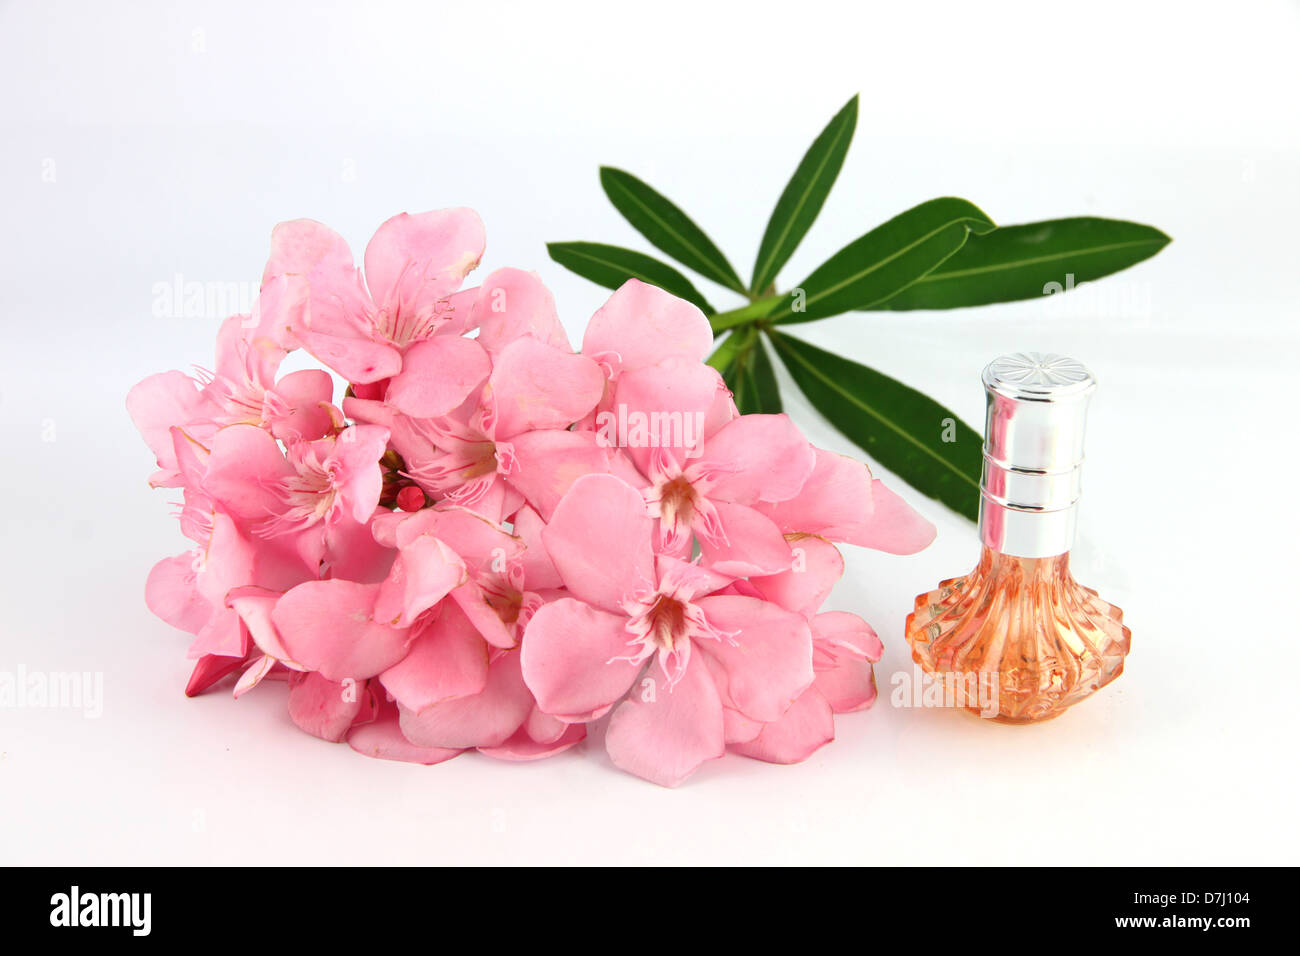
[
  {"left": 599, "top": 167, "right": 746, "bottom": 294},
  {"left": 547, "top": 241, "right": 714, "bottom": 314},
  {"left": 769, "top": 330, "right": 982, "bottom": 519},
  {"left": 750, "top": 94, "right": 858, "bottom": 296},
  {"left": 767, "top": 197, "right": 996, "bottom": 324},
  {"left": 748, "top": 333, "right": 783, "bottom": 414},
  {"left": 874, "top": 217, "right": 1171, "bottom": 310}
]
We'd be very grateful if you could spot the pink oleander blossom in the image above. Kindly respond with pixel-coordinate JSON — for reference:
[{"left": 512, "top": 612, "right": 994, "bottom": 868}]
[{"left": 129, "top": 206, "right": 937, "bottom": 786}]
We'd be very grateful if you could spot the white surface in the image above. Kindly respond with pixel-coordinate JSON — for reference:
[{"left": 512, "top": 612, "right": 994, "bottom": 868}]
[{"left": 2, "top": 0, "right": 1297, "bottom": 865}]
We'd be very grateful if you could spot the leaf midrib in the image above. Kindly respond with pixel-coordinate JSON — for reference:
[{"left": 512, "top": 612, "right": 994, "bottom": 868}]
[
  {"left": 752, "top": 111, "right": 853, "bottom": 292},
  {"left": 556, "top": 244, "right": 657, "bottom": 277},
  {"left": 772, "top": 334, "right": 979, "bottom": 489},
  {"left": 910, "top": 237, "right": 1164, "bottom": 284},
  {"left": 773, "top": 214, "right": 979, "bottom": 318}
]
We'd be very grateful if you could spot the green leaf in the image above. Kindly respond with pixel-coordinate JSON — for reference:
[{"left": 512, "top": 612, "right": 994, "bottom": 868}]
[
  {"left": 712, "top": 327, "right": 782, "bottom": 414},
  {"left": 599, "top": 167, "right": 746, "bottom": 294},
  {"left": 746, "top": 334, "right": 783, "bottom": 414},
  {"left": 750, "top": 94, "right": 858, "bottom": 296},
  {"left": 767, "top": 197, "right": 996, "bottom": 324},
  {"left": 768, "top": 329, "right": 982, "bottom": 519},
  {"left": 546, "top": 241, "right": 714, "bottom": 314},
  {"left": 874, "top": 217, "right": 1171, "bottom": 310}
]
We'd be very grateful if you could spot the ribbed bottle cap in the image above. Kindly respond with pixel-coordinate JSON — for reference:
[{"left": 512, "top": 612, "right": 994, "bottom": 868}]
[{"left": 978, "top": 353, "right": 1096, "bottom": 557}]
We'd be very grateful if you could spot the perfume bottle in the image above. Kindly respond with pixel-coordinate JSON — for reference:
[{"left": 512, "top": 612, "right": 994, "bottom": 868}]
[{"left": 905, "top": 353, "right": 1130, "bottom": 722}]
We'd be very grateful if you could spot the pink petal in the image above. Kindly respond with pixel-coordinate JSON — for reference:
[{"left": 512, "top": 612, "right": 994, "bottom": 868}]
[
  {"left": 608, "top": 358, "right": 720, "bottom": 474},
  {"left": 399, "top": 506, "right": 521, "bottom": 570},
  {"left": 397, "top": 649, "right": 533, "bottom": 749},
  {"left": 194, "top": 513, "right": 255, "bottom": 606},
  {"left": 512, "top": 505, "right": 562, "bottom": 590},
  {"left": 233, "top": 654, "right": 277, "bottom": 697},
  {"left": 226, "top": 585, "right": 300, "bottom": 664},
  {"left": 604, "top": 654, "right": 725, "bottom": 788},
  {"left": 813, "top": 659, "right": 878, "bottom": 714},
  {"left": 748, "top": 534, "right": 844, "bottom": 617},
  {"left": 329, "top": 424, "right": 391, "bottom": 525},
  {"left": 730, "top": 687, "right": 835, "bottom": 764},
  {"left": 294, "top": 327, "right": 402, "bottom": 384},
  {"left": 539, "top": 474, "right": 654, "bottom": 613},
  {"left": 202, "top": 424, "right": 295, "bottom": 521},
  {"left": 488, "top": 337, "right": 605, "bottom": 438},
  {"left": 697, "top": 501, "right": 793, "bottom": 578},
  {"left": 654, "top": 554, "right": 734, "bottom": 603},
  {"left": 693, "top": 595, "right": 814, "bottom": 723},
  {"left": 450, "top": 581, "right": 517, "bottom": 650},
  {"left": 857, "top": 478, "right": 938, "bottom": 554},
  {"left": 478, "top": 720, "right": 586, "bottom": 762},
  {"left": 126, "top": 371, "right": 212, "bottom": 486},
  {"left": 379, "top": 603, "right": 490, "bottom": 712},
  {"left": 520, "top": 597, "right": 642, "bottom": 721},
  {"left": 582, "top": 279, "right": 713, "bottom": 376},
  {"left": 187, "top": 606, "right": 247, "bottom": 659},
  {"left": 751, "top": 450, "right": 936, "bottom": 553},
  {"left": 695, "top": 414, "right": 815, "bottom": 505},
  {"left": 347, "top": 697, "right": 463, "bottom": 765},
  {"left": 385, "top": 336, "right": 491, "bottom": 418},
  {"left": 249, "top": 273, "right": 307, "bottom": 351},
  {"left": 322, "top": 514, "right": 396, "bottom": 585},
  {"left": 185, "top": 653, "right": 247, "bottom": 697},
  {"left": 813, "top": 610, "right": 884, "bottom": 663},
  {"left": 470, "top": 267, "right": 571, "bottom": 354},
  {"left": 262, "top": 218, "right": 355, "bottom": 285},
  {"left": 523, "top": 705, "right": 569, "bottom": 744},
  {"left": 374, "top": 533, "right": 466, "bottom": 628},
  {"left": 213, "top": 313, "right": 283, "bottom": 386},
  {"left": 722, "top": 706, "right": 764, "bottom": 745},
  {"left": 363, "top": 208, "right": 485, "bottom": 312},
  {"left": 145, "top": 553, "right": 210, "bottom": 634},
  {"left": 288, "top": 672, "right": 366, "bottom": 742},
  {"left": 268, "top": 369, "right": 335, "bottom": 442},
  {"left": 506, "top": 429, "right": 611, "bottom": 523},
  {"left": 272, "top": 579, "right": 411, "bottom": 681}
]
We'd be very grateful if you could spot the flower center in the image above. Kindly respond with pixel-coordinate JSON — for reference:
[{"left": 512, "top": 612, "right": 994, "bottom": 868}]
[
  {"left": 644, "top": 594, "right": 688, "bottom": 651},
  {"left": 462, "top": 441, "right": 499, "bottom": 479},
  {"left": 656, "top": 476, "right": 697, "bottom": 530}
]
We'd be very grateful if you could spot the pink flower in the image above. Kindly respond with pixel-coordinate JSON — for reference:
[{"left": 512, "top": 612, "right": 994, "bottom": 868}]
[
  {"left": 347, "top": 334, "right": 609, "bottom": 523},
  {"left": 130, "top": 208, "right": 941, "bottom": 786},
  {"left": 522, "top": 474, "right": 815, "bottom": 786},
  {"left": 202, "top": 422, "right": 391, "bottom": 571},
  {"left": 126, "top": 316, "right": 334, "bottom": 488},
  {"left": 752, "top": 446, "right": 937, "bottom": 554},
  {"left": 261, "top": 209, "right": 486, "bottom": 383},
  {"left": 723, "top": 538, "right": 885, "bottom": 763}
]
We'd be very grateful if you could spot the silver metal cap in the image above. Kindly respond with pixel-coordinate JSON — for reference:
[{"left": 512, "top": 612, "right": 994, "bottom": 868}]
[{"left": 978, "top": 353, "right": 1096, "bottom": 558}]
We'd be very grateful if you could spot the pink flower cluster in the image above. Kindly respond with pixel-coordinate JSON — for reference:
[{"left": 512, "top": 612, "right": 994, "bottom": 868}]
[{"left": 129, "top": 209, "right": 936, "bottom": 786}]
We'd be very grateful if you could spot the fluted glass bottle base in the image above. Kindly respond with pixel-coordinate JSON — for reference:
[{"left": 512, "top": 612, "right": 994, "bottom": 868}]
[{"left": 905, "top": 547, "right": 1130, "bottom": 722}]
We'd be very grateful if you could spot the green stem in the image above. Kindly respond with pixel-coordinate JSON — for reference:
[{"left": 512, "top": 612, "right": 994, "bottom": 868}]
[{"left": 710, "top": 295, "right": 783, "bottom": 333}]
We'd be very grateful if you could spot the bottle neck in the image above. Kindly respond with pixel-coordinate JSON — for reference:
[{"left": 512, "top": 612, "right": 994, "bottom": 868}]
[
  {"left": 978, "top": 492, "right": 1078, "bottom": 558},
  {"left": 979, "top": 451, "right": 1082, "bottom": 558}
]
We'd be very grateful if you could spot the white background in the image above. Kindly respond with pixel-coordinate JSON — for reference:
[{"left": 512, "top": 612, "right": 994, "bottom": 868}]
[{"left": 2, "top": 0, "right": 1297, "bottom": 865}]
